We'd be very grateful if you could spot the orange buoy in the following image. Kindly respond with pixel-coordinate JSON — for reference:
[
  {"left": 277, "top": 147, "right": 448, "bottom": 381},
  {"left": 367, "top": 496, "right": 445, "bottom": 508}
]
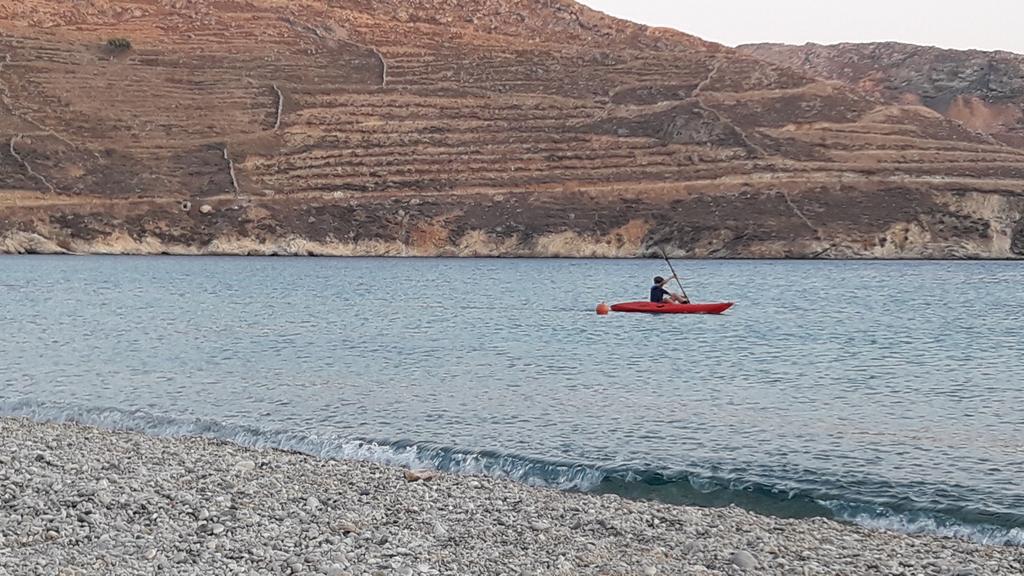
[{"left": 596, "top": 302, "right": 611, "bottom": 316}]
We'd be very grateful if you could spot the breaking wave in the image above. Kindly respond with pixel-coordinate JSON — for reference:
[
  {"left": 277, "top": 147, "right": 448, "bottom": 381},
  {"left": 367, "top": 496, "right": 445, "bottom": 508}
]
[{"left": 2, "top": 399, "right": 1021, "bottom": 547}]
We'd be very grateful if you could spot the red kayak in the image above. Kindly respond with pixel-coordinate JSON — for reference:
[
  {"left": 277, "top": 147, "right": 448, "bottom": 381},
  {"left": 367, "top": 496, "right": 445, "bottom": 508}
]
[{"left": 610, "top": 302, "right": 734, "bottom": 315}]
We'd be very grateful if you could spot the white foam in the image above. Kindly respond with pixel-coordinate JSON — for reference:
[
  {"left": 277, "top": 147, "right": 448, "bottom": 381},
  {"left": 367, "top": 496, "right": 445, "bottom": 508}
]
[
  {"left": 822, "top": 500, "right": 1024, "bottom": 547},
  {"left": 0, "top": 400, "right": 607, "bottom": 491},
  {"left": 3, "top": 400, "right": 1020, "bottom": 547}
]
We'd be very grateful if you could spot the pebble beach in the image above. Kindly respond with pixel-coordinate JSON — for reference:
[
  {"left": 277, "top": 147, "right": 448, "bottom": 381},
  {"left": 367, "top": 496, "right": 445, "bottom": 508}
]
[{"left": 1, "top": 418, "right": 1020, "bottom": 576}]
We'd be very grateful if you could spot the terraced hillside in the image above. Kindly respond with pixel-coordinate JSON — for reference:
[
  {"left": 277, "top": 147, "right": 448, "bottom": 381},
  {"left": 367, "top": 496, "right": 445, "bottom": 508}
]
[{"left": 2, "top": 0, "right": 1023, "bottom": 258}]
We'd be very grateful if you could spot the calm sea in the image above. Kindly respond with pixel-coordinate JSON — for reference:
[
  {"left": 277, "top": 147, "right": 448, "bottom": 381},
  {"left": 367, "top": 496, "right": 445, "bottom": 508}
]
[{"left": 2, "top": 256, "right": 1022, "bottom": 545}]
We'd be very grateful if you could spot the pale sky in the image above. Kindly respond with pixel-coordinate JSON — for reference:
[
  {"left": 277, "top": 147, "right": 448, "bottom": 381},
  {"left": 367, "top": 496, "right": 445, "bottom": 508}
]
[{"left": 579, "top": 0, "right": 1024, "bottom": 54}]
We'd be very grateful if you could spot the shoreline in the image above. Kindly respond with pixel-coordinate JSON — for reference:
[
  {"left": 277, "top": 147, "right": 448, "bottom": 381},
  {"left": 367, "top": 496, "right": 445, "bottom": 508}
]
[
  {"left": 3, "top": 231, "right": 1022, "bottom": 261},
  {"left": 1, "top": 418, "right": 1020, "bottom": 575},
  {"left": 2, "top": 251, "right": 1024, "bottom": 263}
]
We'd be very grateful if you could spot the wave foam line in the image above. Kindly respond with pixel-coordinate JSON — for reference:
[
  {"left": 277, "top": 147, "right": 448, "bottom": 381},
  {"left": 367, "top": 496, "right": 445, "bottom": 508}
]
[
  {"left": 823, "top": 501, "right": 1024, "bottom": 547},
  {"left": 0, "top": 399, "right": 607, "bottom": 490},
  {"left": 2, "top": 399, "right": 1021, "bottom": 546}
]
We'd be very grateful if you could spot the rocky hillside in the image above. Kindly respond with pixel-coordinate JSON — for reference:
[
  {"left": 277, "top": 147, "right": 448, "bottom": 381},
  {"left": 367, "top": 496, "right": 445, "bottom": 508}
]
[
  {"left": 740, "top": 42, "right": 1024, "bottom": 149},
  {"left": 2, "top": 1, "right": 1023, "bottom": 258}
]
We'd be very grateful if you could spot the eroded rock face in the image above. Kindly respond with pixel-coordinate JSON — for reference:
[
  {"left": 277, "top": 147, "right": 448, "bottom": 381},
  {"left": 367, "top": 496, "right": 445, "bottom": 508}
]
[
  {"left": 1, "top": 1, "right": 1023, "bottom": 258},
  {"left": 739, "top": 42, "right": 1024, "bottom": 145},
  {"left": 1012, "top": 219, "right": 1024, "bottom": 256}
]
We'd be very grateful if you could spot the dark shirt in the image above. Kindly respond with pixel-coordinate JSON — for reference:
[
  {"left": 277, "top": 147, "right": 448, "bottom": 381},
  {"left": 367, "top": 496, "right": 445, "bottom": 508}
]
[{"left": 651, "top": 285, "right": 669, "bottom": 303}]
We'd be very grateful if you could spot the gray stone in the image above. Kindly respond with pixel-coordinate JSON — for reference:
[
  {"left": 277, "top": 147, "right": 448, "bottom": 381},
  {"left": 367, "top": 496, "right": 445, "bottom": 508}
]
[
  {"left": 234, "top": 460, "right": 256, "bottom": 473},
  {"left": 337, "top": 521, "right": 359, "bottom": 534},
  {"left": 730, "top": 550, "right": 758, "bottom": 570}
]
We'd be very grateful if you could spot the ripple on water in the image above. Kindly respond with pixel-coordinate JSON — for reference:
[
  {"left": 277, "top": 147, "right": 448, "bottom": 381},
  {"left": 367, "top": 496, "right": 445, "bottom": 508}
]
[{"left": 0, "top": 257, "right": 1022, "bottom": 544}]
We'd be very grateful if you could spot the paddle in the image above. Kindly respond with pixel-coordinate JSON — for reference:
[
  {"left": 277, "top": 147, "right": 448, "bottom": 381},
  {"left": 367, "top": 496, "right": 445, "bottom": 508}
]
[{"left": 659, "top": 247, "right": 691, "bottom": 303}]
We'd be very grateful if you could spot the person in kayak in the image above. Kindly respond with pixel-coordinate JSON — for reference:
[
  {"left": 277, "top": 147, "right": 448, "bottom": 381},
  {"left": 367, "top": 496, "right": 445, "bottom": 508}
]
[{"left": 651, "top": 275, "right": 690, "bottom": 304}]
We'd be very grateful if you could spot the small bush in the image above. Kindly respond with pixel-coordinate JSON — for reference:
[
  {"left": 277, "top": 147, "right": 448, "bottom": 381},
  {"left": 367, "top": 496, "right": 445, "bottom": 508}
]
[{"left": 106, "top": 38, "right": 132, "bottom": 51}]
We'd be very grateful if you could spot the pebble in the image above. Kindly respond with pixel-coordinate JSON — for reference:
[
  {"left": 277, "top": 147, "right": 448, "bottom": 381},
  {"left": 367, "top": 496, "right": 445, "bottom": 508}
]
[
  {"left": 730, "top": 550, "right": 758, "bottom": 570},
  {"left": 403, "top": 470, "right": 439, "bottom": 483},
  {"left": 337, "top": 521, "right": 359, "bottom": 534},
  {"left": 0, "top": 418, "right": 1019, "bottom": 576},
  {"left": 234, "top": 460, "right": 256, "bottom": 473}
]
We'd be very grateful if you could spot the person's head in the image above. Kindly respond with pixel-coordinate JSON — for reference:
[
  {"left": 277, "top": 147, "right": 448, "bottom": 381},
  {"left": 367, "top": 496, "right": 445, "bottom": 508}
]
[{"left": 654, "top": 276, "right": 665, "bottom": 285}]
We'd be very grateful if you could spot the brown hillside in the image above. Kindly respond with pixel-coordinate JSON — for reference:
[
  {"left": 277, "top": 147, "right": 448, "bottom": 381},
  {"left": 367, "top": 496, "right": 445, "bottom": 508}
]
[
  {"left": 740, "top": 42, "right": 1024, "bottom": 149},
  {"left": 2, "top": 1, "right": 1023, "bottom": 258}
]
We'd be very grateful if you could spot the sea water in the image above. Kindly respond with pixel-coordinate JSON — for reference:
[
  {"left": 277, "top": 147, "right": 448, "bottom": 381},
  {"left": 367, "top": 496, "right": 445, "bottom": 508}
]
[{"left": 1, "top": 256, "right": 1021, "bottom": 545}]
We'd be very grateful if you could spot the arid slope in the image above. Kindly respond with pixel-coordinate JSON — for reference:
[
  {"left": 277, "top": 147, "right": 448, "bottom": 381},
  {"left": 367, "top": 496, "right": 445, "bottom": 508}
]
[
  {"left": 2, "top": 1, "right": 1023, "bottom": 258},
  {"left": 741, "top": 42, "right": 1024, "bottom": 149}
]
